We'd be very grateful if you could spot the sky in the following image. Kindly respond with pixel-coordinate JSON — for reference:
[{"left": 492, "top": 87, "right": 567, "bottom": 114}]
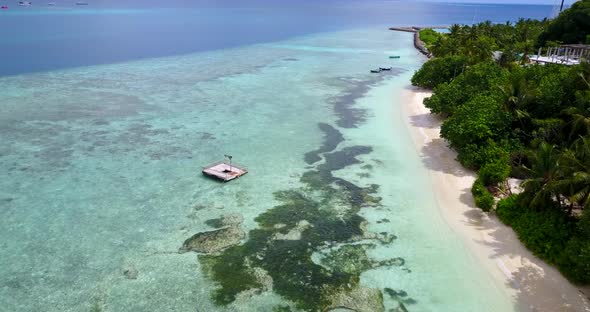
[{"left": 427, "top": 0, "right": 570, "bottom": 5}]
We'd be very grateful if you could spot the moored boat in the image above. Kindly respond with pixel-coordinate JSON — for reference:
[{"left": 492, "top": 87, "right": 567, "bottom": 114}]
[
  {"left": 370, "top": 69, "right": 382, "bottom": 73},
  {"left": 379, "top": 67, "right": 392, "bottom": 71},
  {"left": 389, "top": 56, "right": 401, "bottom": 59}
]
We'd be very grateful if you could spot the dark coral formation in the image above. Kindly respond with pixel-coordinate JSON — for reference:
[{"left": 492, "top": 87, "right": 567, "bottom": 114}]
[
  {"left": 178, "top": 214, "right": 246, "bottom": 254},
  {"left": 205, "top": 213, "right": 244, "bottom": 228},
  {"left": 320, "top": 245, "right": 403, "bottom": 276},
  {"left": 179, "top": 225, "right": 244, "bottom": 254},
  {"left": 304, "top": 123, "right": 344, "bottom": 165},
  {"left": 197, "top": 184, "right": 391, "bottom": 310},
  {"left": 189, "top": 145, "right": 404, "bottom": 310},
  {"left": 325, "top": 286, "right": 385, "bottom": 312},
  {"left": 384, "top": 288, "right": 417, "bottom": 311},
  {"left": 331, "top": 70, "right": 405, "bottom": 129},
  {"left": 184, "top": 75, "right": 411, "bottom": 311}
]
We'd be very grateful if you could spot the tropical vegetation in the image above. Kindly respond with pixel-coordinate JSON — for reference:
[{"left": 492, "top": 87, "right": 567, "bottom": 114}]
[
  {"left": 411, "top": 0, "right": 590, "bottom": 284},
  {"left": 418, "top": 28, "right": 442, "bottom": 51}
]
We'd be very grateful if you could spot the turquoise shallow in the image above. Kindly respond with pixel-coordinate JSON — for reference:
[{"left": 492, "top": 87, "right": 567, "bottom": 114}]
[{"left": 0, "top": 27, "right": 517, "bottom": 311}]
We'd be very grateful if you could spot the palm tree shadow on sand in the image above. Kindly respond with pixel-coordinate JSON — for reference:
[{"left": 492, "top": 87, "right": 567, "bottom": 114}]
[
  {"left": 459, "top": 190, "right": 590, "bottom": 312},
  {"left": 420, "top": 138, "right": 471, "bottom": 178}
]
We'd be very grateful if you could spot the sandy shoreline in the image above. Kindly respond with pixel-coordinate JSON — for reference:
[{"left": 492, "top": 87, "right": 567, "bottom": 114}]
[{"left": 400, "top": 87, "right": 590, "bottom": 312}]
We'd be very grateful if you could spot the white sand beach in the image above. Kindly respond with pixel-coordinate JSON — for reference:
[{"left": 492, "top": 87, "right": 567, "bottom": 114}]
[{"left": 400, "top": 87, "right": 590, "bottom": 312}]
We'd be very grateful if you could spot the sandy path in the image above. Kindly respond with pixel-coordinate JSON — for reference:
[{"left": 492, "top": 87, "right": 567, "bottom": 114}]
[{"left": 400, "top": 87, "right": 590, "bottom": 312}]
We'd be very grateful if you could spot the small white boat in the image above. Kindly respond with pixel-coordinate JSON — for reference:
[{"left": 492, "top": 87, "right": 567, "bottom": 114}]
[{"left": 18, "top": 1, "right": 32, "bottom": 6}]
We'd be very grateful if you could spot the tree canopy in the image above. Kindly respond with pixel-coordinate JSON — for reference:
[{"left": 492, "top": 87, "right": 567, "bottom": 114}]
[
  {"left": 537, "top": 0, "right": 590, "bottom": 46},
  {"left": 411, "top": 14, "right": 590, "bottom": 283}
]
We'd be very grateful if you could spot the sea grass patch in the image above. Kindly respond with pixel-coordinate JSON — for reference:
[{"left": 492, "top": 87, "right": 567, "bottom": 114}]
[
  {"left": 183, "top": 72, "right": 412, "bottom": 310},
  {"left": 304, "top": 123, "right": 344, "bottom": 165},
  {"left": 185, "top": 140, "right": 408, "bottom": 310}
]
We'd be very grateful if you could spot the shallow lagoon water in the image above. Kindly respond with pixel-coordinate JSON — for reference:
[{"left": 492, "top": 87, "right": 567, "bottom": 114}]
[
  {"left": 0, "top": 27, "right": 518, "bottom": 311},
  {"left": 0, "top": 28, "right": 511, "bottom": 311}
]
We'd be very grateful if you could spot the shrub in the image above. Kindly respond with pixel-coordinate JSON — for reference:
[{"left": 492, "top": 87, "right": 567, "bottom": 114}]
[
  {"left": 498, "top": 196, "right": 590, "bottom": 282},
  {"left": 423, "top": 62, "right": 509, "bottom": 116},
  {"left": 471, "top": 178, "right": 495, "bottom": 211},
  {"left": 558, "top": 238, "right": 590, "bottom": 284},
  {"left": 511, "top": 208, "right": 575, "bottom": 263},
  {"left": 440, "top": 95, "right": 512, "bottom": 151},
  {"left": 455, "top": 140, "right": 511, "bottom": 170},
  {"left": 411, "top": 56, "right": 468, "bottom": 89},
  {"left": 496, "top": 195, "right": 521, "bottom": 226},
  {"left": 558, "top": 212, "right": 590, "bottom": 283},
  {"left": 479, "top": 159, "right": 511, "bottom": 186}
]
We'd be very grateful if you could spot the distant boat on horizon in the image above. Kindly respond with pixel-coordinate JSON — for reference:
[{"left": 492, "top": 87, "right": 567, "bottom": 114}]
[
  {"left": 1, "top": 5, "right": 8, "bottom": 9},
  {"left": 75, "top": 2, "right": 88, "bottom": 5},
  {"left": 18, "top": 1, "right": 32, "bottom": 6},
  {"left": 47, "top": 2, "right": 56, "bottom": 5}
]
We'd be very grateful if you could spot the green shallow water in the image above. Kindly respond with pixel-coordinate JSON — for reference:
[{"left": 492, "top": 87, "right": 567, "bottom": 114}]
[{"left": 0, "top": 28, "right": 514, "bottom": 311}]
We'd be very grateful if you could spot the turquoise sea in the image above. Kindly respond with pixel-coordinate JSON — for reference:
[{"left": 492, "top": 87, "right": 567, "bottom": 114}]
[{"left": 0, "top": 1, "right": 556, "bottom": 311}]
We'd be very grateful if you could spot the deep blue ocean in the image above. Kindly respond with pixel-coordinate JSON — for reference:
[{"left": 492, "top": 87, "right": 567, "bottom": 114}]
[{"left": 0, "top": 0, "right": 556, "bottom": 77}]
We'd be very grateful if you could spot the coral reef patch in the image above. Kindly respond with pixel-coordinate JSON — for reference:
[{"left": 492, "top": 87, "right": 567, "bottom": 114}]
[
  {"left": 304, "top": 123, "right": 344, "bottom": 165},
  {"left": 179, "top": 226, "right": 244, "bottom": 254},
  {"left": 182, "top": 76, "right": 411, "bottom": 311}
]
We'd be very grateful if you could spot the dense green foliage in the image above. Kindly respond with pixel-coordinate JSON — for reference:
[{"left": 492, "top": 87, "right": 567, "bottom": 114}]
[
  {"left": 424, "top": 62, "right": 508, "bottom": 116},
  {"left": 497, "top": 195, "right": 590, "bottom": 283},
  {"left": 496, "top": 195, "right": 575, "bottom": 264},
  {"left": 537, "top": 0, "right": 590, "bottom": 46},
  {"left": 471, "top": 178, "right": 494, "bottom": 211},
  {"left": 479, "top": 158, "right": 511, "bottom": 186},
  {"left": 428, "top": 19, "right": 548, "bottom": 65},
  {"left": 410, "top": 55, "right": 468, "bottom": 89},
  {"left": 411, "top": 12, "right": 590, "bottom": 284},
  {"left": 418, "top": 28, "right": 441, "bottom": 50}
]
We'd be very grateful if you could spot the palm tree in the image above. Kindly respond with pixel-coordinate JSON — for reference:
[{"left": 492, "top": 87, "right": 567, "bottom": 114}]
[
  {"left": 448, "top": 24, "right": 463, "bottom": 38},
  {"left": 554, "top": 136, "right": 590, "bottom": 213},
  {"left": 497, "top": 73, "right": 535, "bottom": 141},
  {"left": 514, "top": 19, "right": 535, "bottom": 64},
  {"left": 479, "top": 20, "right": 493, "bottom": 37},
  {"left": 563, "top": 67, "right": 590, "bottom": 143},
  {"left": 521, "top": 142, "right": 561, "bottom": 209},
  {"left": 472, "top": 36, "right": 496, "bottom": 62},
  {"left": 563, "top": 105, "right": 590, "bottom": 142},
  {"left": 498, "top": 73, "right": 535, "bottom": 116},
  {"left": 430, "top": 36, "right": 459, "bottom": 57}
]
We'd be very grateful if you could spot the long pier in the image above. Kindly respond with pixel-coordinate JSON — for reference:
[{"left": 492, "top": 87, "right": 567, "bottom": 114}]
[{"left": 389, "top": 26, "right": 449, "bottom": 32}]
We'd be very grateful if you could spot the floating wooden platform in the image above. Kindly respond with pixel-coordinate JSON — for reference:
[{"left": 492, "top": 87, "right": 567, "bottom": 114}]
[{"left": 202, "top": 161, "right": 248, "bottom": 182}]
